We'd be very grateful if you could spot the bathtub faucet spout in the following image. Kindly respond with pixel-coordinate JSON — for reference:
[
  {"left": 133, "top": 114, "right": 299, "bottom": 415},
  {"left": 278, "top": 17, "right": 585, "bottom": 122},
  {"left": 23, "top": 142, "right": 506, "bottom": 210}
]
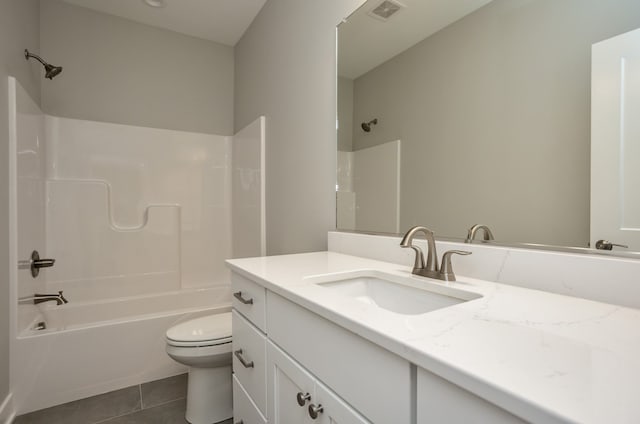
[{"left": 19, "top": 291, "right": 68, "bottom": 306}]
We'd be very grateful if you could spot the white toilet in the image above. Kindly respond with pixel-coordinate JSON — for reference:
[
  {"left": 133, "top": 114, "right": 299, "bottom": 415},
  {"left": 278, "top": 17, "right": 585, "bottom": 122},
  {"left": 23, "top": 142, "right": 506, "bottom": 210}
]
[{"left": 166, "top": 312, "right": 233, "bottom": 424}]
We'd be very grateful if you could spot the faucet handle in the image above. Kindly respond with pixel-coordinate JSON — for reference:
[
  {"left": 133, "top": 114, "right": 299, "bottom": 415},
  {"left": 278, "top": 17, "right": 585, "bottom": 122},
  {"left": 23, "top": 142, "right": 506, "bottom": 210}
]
[
  {"left": 439, "top": 250, "right": 471, "bottom": 282},
  {"left": 29, "top": 250, "right": 56, "bottom": 278},
  {"left": 400, "top": 244, "right": 425, "bottom": 270}
]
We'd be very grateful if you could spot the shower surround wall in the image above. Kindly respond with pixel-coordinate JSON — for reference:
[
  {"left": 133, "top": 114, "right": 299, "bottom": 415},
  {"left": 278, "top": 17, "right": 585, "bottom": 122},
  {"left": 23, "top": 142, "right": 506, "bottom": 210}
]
[
  {"left": 11, "top": 78, "right": 48, "bottom": 337},
  {"left": 7, "top": 78, "right": 265, "bottom": 415},
  {"left": 232, "top": 116, "right": 266, "bottom": 258},
  {"left": 336, "top": 140, "right": 401, "bottom": 233},
  {"left": 15, "top": 114, "right": 233, "bottom": 333},
  {"left": 44, "top": 116, "right": 232, "bottom": 301}
]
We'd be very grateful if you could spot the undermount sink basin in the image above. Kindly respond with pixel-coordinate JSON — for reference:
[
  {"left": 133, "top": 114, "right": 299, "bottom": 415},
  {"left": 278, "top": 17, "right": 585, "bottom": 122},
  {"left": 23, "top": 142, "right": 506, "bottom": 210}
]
[{"left": 309, "top": 271, "right": 481, "bottom": 315}]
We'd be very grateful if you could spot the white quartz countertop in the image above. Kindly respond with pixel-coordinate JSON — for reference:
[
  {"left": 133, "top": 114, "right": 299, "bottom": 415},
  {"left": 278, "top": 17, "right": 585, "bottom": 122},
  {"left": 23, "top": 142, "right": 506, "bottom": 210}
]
[{"left": 226, "top": 251, "right": 640, "bottom": 424}]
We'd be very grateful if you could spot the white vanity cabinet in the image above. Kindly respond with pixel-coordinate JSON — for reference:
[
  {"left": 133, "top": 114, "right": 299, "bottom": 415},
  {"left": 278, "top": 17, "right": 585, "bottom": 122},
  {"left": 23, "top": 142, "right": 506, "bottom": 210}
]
[
  {"left": 266, "top": 292, "right": 412, "bottom": 424},
  {"left": 231, "top": 270, "right": 413, "bottom": 424},
  {"left": 231, "top": 268, "right": 533, "bottom": 424},
  {"left": 417, "top": 368, "right": 526, "bottom": 424},
  {"left": 227, "top": 248, "right": 640, "bottom": 424},
  {"left": 267, "top": 340, "right": 370, "bottom": 424}
]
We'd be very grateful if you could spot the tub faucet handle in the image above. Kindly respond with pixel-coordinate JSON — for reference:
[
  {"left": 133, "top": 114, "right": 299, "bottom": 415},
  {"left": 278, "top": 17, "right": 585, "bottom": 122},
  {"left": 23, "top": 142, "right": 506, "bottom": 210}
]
[{"left": 29, "top": 250, "right": 56, "bottom": 278}]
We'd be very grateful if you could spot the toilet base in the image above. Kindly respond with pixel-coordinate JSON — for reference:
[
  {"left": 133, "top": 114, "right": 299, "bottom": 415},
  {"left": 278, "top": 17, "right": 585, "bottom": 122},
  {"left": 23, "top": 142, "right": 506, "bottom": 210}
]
[{"left": 185, "top": 364, "right": 233, "bottom": 424}]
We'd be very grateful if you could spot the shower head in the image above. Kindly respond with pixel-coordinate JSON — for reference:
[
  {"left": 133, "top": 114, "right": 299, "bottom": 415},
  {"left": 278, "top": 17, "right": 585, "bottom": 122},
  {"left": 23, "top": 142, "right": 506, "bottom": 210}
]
[
  {"left": 25, "top": 49, "right": 63, "bottom": 80},
  {"left": 44, "top": 64, "right": 63, "bottom": 79},
  {"left": 361, "top": 118, "right": 378, "bottom": 132}
]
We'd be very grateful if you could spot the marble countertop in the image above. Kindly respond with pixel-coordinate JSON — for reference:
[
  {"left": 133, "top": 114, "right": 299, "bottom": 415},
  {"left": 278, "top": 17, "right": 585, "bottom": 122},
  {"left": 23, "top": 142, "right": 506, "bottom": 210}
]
[{"left": 226, "top": 251, "right": 640, "bottom": 424}]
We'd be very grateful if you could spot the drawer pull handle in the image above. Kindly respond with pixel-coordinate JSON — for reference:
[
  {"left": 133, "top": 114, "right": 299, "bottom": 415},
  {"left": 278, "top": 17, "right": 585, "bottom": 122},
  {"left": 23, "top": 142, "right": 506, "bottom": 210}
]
[
  {"left": 296, "top": 392, "right": 311, "bottom": 406},
  {"left": 308, "top": 403, "right": 324, "bottom": 419},
  {"left": 234, "top": 349, "right": 254, "bottom": 369},
  {"left": 233, "top": 291, "right": 254, "bottom": 305}
]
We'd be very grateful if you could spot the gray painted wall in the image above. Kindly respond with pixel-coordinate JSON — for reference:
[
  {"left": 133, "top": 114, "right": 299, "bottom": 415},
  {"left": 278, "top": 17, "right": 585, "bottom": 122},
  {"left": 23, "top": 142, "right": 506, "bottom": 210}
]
[
  {"left": 235, "top": 0, "right": 365, "bottom": 255},
  {"left": 40, "top": 0, "right": 234, "bottom": 135},
  {"left": 0, "top": 0, "right": 40, "bottom": 406},
  {"left": 351, "top": 0, "right": 640, "bottom": 246}
]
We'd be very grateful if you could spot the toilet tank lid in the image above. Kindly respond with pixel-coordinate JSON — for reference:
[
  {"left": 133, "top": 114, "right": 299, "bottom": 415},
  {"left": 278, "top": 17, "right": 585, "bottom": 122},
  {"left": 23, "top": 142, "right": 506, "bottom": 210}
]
[{"left": 166, "top": 312, "right": 232, "bottom": 343}]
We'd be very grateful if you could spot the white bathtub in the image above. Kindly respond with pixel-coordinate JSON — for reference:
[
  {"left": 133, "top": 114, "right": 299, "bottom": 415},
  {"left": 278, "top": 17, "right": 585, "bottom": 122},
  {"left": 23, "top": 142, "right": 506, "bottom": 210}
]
[{"left": 12, "top": 285, "right": 231, "bottom": 415}]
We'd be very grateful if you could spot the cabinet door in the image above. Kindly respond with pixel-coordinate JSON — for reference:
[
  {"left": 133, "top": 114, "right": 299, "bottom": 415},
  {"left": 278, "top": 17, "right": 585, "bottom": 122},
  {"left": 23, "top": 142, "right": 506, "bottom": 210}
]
[
  {"left": 233, "top": 375, "right": 267, "bottom": 424},
  {"left": 314, "top": 381, "right": 371, "bottom": 424},
  {"left": 267, "top": 291, "right": 411, "bottom": 424},
  {"left": 267, "top": 341, "right": 372, "bottom": 424},
  {"left": 417, "top": 368, "right": 526, "bottom": 424},
  {"left": 267, "top": 341, "right": 316, "bottom": 424}
]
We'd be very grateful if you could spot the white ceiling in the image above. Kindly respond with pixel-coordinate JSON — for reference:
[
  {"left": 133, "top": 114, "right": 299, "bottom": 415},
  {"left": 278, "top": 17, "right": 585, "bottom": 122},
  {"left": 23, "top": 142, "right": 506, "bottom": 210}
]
[
  {"left": 62, "top": 0, "right": 267, "bottom": 46},
  {"left": 339, "top": 0, "right": 493, "bottom": 79}
]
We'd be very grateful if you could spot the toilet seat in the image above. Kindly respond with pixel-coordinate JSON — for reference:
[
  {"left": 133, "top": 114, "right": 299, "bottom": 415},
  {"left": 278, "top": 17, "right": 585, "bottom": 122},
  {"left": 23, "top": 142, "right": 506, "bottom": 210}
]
[
  {"left": 166, "top": 312, "right": 232, "bottom": 348},
  {"left": 166, "top": 337, "right": 232, "bottom": 348},
  {"left": 165, "top": 312, "right": 233, "bottom": 423}
]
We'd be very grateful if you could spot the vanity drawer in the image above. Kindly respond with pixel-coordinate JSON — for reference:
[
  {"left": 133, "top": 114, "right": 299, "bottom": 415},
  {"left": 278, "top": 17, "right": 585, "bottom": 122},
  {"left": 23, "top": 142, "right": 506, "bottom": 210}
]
[
  {"left": 233, "top": 375, "right": 267, "bottom": 424},
  {"left": 232, "top": 272, "right": 267, "bottom": 332},
  {"left": 232, "top": 310, "right": 267, "bottom": 416},
  {"left": 266, "top": 292, "right": 411, "bottom": 424}
]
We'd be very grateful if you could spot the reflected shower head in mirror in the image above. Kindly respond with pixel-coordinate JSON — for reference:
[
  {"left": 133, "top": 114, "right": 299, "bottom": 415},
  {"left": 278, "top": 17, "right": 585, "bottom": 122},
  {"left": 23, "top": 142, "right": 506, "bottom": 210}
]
[
  {"left": 361, "top": 118, "right": 378, "bottom": 132},
  {"left": 24, "top": 49, "right": 63, "bottom": 80}
]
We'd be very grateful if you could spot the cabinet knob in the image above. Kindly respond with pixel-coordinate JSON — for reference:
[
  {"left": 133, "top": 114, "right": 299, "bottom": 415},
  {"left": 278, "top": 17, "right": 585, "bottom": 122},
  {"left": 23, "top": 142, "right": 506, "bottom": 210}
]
[
  {"left": 233, "top": 291, "right": 254, "bottom": 305},
  {"left": 233, "top": 349, "right": 254, "bottom": 369},
  {"left": 308, "top": 403, "right": 324, "bottom": 419},
  {"left": 296, "top": 392, "right": 311, "bottom": 406}
]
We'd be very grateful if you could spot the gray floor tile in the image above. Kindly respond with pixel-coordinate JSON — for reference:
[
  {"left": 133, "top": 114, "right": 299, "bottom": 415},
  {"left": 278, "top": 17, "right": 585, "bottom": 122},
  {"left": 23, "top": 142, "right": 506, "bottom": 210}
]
[
  {"left": 15, "top": 385, "right": 141, "bottom": 424},
  {"left": 99, "top": 399, "right": 233, "bottom": 424},
  {"left": 141, "top": 374, "right": 187, "bottom": 409},
  {"left": 99, "top": 399, "right": 188, "bottom": 424}
]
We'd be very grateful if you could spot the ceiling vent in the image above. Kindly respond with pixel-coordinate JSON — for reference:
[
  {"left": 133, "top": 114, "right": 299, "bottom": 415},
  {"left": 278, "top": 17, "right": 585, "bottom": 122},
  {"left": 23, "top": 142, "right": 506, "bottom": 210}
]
[{"left": 368, "top": 0, "right": 405, "bottom": 22}]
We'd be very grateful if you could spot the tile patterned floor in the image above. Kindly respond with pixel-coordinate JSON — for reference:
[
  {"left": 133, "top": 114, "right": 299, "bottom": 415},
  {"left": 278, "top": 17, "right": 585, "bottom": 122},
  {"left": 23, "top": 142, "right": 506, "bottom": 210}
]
[{"left": 14, "top": 374, "right": 233, "bottom": 424}]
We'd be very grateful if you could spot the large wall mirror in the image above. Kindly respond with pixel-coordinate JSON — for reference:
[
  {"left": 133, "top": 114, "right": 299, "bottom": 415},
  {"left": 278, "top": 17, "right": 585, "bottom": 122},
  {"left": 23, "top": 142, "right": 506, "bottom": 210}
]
[{"left": 337, "top": 0, "right": 640, "bottom": 256}]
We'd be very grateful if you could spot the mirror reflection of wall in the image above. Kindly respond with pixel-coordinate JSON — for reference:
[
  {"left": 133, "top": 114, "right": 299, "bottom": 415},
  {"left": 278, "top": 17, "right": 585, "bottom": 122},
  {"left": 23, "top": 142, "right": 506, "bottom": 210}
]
[
  {"left": 338, "top": 77, "right": 354, "bottom": 152},
  {"left": 337, "top": 0, "right": 640, "bottom": 249}
]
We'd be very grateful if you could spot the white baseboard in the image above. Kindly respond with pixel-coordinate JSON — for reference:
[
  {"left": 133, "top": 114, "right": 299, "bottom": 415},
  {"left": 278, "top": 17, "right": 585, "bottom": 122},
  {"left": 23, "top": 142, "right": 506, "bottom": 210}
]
[{"left": 0, "top": 392, "right": 15, "bottom": 424}]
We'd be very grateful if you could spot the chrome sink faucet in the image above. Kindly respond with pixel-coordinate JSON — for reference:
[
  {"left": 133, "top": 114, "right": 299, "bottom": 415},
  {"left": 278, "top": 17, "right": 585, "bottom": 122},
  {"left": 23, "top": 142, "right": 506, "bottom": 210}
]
[
  {"left": 19, "top": 291, "right": 68, "bottom": 306},
  {"left": 400, "top": 226, "right": 471, "bottom": 282}
]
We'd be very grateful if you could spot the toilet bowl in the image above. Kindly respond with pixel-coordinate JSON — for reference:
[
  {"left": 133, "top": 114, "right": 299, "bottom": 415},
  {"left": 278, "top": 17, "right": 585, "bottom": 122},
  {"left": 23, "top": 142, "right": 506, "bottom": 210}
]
[{"left": 166, "top": 312, "right": 233, "bottom": 424}]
